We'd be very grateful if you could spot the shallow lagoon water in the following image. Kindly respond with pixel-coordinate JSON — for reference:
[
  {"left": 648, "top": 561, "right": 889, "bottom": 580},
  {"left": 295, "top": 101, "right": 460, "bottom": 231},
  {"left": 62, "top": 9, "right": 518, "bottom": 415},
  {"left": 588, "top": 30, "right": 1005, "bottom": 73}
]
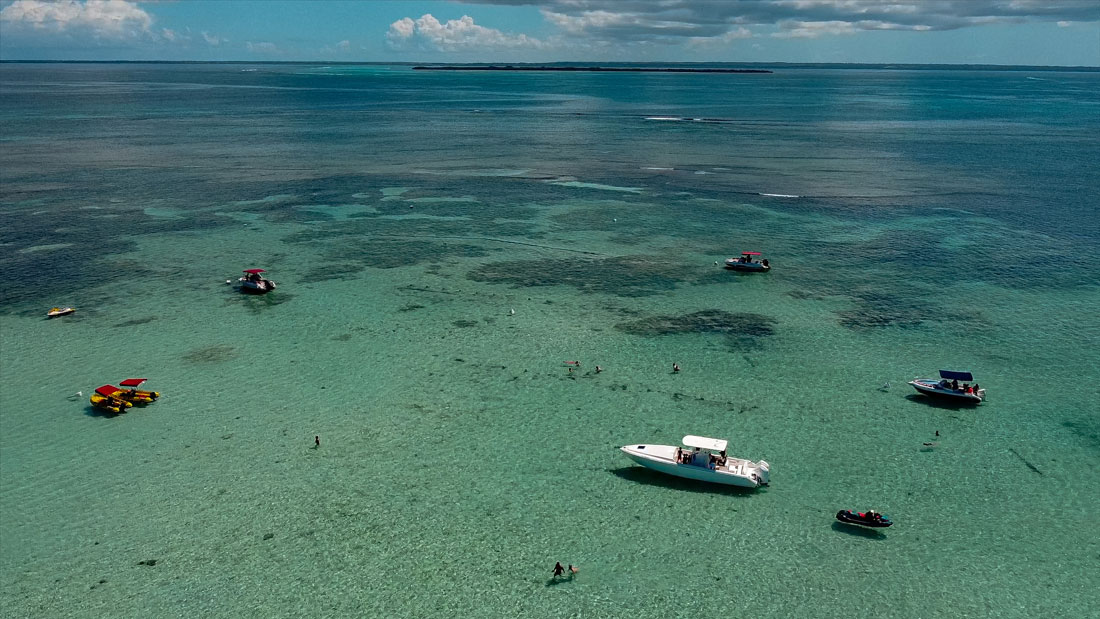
[{"left": 1, "top": 64, "right": 1098, "bottom": 617}]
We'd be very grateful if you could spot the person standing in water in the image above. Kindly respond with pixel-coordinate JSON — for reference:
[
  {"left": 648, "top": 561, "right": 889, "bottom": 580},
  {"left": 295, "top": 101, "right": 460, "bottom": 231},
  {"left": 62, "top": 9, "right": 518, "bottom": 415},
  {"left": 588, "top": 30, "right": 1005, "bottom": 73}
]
[{"left": 552, "top": 562, "right": 565, "bottom": 578}]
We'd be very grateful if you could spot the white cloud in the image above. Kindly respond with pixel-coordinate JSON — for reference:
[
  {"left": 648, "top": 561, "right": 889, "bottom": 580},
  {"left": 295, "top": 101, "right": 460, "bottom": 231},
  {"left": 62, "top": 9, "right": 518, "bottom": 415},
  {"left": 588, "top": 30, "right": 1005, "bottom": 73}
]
[
  {"left": 773, "top": 20, "right": 856, "bottom": 39},
  {"left": 320, "top": 39, "right": 352, "bottom": 55},
  {"left": 465, "top": 0, "right": 1100, "bottom": 45},
  {"left": 687, "top": 26, "right": 754, "bottom": 47},
  {"left": 246, "top": 41, "right": 280, "bottom": 55},
  {"left": 0, "top": 0, "right": 153, "bottom": 38},
  {"left": 202, "top": 31, "right": 224, "bottom": 46},
  {"left": 160, "top": 27, "right": 184, "bottom": 42},
  {"left": 387, "top": 13, "right": 544, "bottom": 51}
]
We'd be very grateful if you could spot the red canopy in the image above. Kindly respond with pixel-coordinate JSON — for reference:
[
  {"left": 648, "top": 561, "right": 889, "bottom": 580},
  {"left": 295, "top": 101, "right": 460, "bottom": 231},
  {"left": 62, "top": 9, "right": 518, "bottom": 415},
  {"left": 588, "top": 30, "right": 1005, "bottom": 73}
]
[
  {"left": 741, "top": 251, "right": 762, "bottom": 255},
  {"left": 95, "top": 385, "right": 122, "bottom": 397},
  {"left": 119, "top": 378, "right": 147, "bottom": 387},
  {"left": 243, "top": 269, "right": 266, "bottom": 274}
]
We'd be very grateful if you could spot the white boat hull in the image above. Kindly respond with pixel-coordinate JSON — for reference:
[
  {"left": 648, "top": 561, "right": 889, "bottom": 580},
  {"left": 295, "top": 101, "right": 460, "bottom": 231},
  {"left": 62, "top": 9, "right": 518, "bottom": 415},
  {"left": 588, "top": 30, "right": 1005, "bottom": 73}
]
[
  {"left": 909, "top": 379, "right": 983, "bottom": 404},
  {"left": 620, "top": 444, "right": 768, "bottom": 488},
  {"left": 724, "top": 260, "right": 769, "bottom": 272}
]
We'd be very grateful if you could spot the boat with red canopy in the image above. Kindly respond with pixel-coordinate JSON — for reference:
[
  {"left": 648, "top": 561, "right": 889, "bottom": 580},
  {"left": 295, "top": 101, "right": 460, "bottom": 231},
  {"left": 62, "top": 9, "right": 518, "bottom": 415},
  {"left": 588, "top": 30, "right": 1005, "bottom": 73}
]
[
  {"left": 89, "top": 385, "right": 133, "bottom": 414},
  {"left": 238, "top": 268, "right": 277, "bottom": 294},
  {"left": 724, "top": 251, "right": 770, "bottom": 272},
  {"left": 117, "top": 378, "right": 160, "bottom": 404}
]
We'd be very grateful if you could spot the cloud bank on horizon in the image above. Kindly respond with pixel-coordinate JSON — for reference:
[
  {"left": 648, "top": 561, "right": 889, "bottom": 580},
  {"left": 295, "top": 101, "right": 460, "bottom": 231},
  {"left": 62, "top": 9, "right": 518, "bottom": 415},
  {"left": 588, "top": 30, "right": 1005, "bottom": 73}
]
[{"left": 1, "top": 0, "right": 1098, "bottom": 65}]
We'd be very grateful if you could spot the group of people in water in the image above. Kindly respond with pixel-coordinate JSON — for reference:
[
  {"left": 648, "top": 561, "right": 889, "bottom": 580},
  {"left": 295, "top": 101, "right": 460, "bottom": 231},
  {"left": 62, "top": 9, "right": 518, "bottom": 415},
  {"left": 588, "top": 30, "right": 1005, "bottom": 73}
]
[
  {"left": 551, "top": 562, "right": 578, "bottom": 580},
  {"left": 731, "top": 255, "right": 769, "bottom": 266}
]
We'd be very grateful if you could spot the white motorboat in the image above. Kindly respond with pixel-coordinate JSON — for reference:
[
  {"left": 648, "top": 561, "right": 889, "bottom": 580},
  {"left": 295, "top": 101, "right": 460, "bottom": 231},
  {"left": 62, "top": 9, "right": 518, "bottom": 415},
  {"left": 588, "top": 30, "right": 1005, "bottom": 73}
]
[
  {"left": 724, "top": 251, "right": 770, "bottom": 272},
  {"left": 620, "top": 435, "right": 770, "bottom": 488},
  {"left": 909, "top": 370, "right": 985, "bottom": 404}
]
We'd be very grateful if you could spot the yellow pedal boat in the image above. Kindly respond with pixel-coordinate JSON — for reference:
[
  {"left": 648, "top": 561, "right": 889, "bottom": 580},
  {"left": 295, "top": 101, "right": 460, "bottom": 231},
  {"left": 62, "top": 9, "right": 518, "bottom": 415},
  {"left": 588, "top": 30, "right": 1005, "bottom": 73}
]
[
  {"left": 116, "top": 378, "right": 160, "bottom": 404},
  {"left": 90, "top": 385, "right": 133, "bottom": 414}
]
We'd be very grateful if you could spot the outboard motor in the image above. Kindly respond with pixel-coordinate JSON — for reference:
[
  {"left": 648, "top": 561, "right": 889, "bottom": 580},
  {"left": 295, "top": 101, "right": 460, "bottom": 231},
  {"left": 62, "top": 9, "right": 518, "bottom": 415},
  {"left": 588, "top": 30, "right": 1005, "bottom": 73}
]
[{"left": 754, "top": 460, "right": 770, "bottom": 486}]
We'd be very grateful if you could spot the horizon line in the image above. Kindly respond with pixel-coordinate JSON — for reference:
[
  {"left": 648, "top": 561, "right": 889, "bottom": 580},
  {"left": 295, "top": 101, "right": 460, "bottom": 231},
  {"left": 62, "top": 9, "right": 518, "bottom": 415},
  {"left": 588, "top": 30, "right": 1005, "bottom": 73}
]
[{"left": 1, "top": 59, "right": 1097, "bottom": 71}]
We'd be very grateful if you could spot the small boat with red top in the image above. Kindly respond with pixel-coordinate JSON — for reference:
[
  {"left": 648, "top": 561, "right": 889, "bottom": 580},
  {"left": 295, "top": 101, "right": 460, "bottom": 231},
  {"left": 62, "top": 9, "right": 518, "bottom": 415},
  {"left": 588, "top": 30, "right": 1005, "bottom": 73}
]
[
  {"left": 89, "top": 385, "right": 133, "bottom": 414},
  {"left": 909, "top": 370, "right": 985, "bottom": 404},
  {"left": 724, "top": 251, "right": 770, "bottom": 272},
  {"left": 836, "top": 509, "right": 892, "bottom": 528},
  {"left": 238, "top": 268, "right": 276, "bottom": 294},
  {"left": 117, "top": 378, "right": 160, "bottom": 404}
]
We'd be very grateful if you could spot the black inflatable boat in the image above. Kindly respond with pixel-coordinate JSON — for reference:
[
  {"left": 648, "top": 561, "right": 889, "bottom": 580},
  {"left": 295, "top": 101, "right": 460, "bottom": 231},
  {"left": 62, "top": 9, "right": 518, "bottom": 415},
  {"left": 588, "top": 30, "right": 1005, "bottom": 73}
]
[{"left": 836, "top": 510, "right": 892, "bottom": 528}]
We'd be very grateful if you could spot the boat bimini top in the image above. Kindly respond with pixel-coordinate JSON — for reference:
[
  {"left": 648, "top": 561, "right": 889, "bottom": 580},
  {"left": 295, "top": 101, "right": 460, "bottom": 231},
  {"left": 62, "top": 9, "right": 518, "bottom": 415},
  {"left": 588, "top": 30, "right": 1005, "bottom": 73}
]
[
  {"left": 938, "top": 370, "right": 974, "bottom": 381},
  {"left": 682, "top": 435, "right": 727, "bottom": 452}
]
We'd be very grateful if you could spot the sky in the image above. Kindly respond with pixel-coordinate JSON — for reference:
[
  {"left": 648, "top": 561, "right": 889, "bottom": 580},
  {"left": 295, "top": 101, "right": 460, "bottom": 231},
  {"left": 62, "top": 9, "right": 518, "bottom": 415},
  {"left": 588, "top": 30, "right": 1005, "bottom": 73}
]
[{"left": 0, "top": 1, "right": 1097, "bottom": 66}]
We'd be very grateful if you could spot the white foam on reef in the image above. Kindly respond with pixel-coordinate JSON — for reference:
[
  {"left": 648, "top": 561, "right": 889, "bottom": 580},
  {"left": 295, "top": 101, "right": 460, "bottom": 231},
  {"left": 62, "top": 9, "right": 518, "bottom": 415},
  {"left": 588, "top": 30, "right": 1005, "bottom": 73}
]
[
  {"left": 549, "top": 180, "right": 643, "bottom": 194},
  {"left": 759, "top": 193, "right": 800, "bottom": 198},
  {"left": 406, "top": 196, "right": 478, "bottom": 204},
  {"left": 378, "top": 187, "right": 411, "bottom": 201},
  {"left": 231, "top": 194, "right": 295, "bottom": 207},
  {"left": 642, "top": 167, "right": 674, "bottom": 171},
  {"left": 644, "top": 116, "right": 681, "bottom": 121},
  {"left": 18, "top": 243, "right": 73, "bottom": 254}
]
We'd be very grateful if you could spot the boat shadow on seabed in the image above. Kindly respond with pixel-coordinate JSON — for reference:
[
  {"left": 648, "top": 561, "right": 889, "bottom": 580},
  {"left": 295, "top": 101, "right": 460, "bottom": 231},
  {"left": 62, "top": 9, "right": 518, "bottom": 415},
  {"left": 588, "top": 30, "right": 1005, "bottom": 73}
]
[
  {"left": 831, "top": 521, "right": 888, "bottom": 540},
  {"left": 608, "top": 466, "right": 760, "bottom": 497},
  {"left": 903, "top": 394, "right": 976, "bottom": 412}
]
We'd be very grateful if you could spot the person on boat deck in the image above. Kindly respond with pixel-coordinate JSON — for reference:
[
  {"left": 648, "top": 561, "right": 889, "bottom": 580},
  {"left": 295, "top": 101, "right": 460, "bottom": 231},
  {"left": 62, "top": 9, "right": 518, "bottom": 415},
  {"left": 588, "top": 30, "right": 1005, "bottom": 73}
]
[
  {"left": 962, "top": 383, "right": 970, "bottom": 393},
  {"left": 951, "top": 379, "right": 959, "bottom": 390},
  {"left": 973, "top": 383, "right": 980, "bottom": 394}
]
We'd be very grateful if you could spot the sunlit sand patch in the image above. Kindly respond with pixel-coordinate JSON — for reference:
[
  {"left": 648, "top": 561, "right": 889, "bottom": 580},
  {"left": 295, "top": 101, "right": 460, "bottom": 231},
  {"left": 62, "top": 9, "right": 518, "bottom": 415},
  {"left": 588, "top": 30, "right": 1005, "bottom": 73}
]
[
  {"left": 19, "top": 243, "right": 73, "bottom": 253},
  {"left": 406, "top": 196, "right": 478, "bottom": 204},
  {"left": 548, "top": 180, "right": 643, "bottom": 194},
  {"left": 231, "top": 194, "right": 296, "bottom": 207},
  {"left": 380, "top": 187, "right": 411, "bottom": 201},
  {"left": 294, "top": 203, "right": 377, "bottom": 220},
  {"left": 415, "top": 168, "right": 533, "bottom": 178}
]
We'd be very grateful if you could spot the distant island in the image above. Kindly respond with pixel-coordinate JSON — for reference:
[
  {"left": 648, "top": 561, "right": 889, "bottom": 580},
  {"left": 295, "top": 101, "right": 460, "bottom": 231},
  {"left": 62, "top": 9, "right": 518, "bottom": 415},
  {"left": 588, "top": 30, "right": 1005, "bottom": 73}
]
[{"left": 413, "top": 65, "right": 772, "bottom": 74}]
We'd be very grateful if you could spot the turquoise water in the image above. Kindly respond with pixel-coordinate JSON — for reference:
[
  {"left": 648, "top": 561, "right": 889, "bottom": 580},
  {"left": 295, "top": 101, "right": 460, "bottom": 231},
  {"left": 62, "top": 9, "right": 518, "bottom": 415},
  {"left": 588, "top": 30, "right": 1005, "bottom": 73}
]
[{"left": 1, "top": 63, "right": 1098, "bottom": 617}]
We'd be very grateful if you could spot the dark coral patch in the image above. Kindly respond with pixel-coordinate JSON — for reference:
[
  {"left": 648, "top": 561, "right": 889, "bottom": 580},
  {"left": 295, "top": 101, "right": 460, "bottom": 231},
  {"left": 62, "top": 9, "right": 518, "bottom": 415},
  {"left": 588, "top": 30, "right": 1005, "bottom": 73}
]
[
  {"left": 468, "top": 255, "right": 692, "bottom": 297},
  {"left": 112, "top": 316, "right": 157, "bottom": 328},
  {"left": 182, "top": 345, "right": 237, "bottom": 364},
  {"left": 301, "top": 262, "right": 364, "bottom": 282},
  {"left": 615, "top": 310, "right": 776, "bottom": 337},
  {"left": 318, "top": 239, "right": 495, "bottom": 270}
]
